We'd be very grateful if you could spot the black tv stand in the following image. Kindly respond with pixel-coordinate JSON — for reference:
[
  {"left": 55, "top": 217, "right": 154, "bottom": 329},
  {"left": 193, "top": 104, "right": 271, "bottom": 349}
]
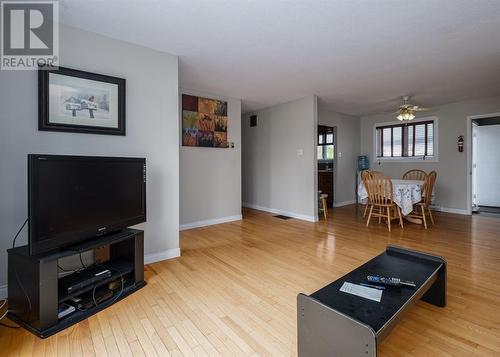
[{"left": 7, "top": 228, "right": 146, "bottom": 338}]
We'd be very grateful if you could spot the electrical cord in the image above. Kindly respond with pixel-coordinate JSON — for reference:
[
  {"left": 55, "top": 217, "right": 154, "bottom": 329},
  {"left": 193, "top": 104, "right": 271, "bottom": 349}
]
[
  {"left": 91, "top": 267, "right": 124, "bottom": 309},
  {"left": 1, "top": 218, "right": 31, "bottom": 328},
  {"left": 0, "top": 299, "right": 9, "bottom": 320},
  {"left": 0, "top": 299, "right": 19, "bottom": 329},
  {"left": 0, "top": 307, "right": 8, "bottom": 320},
  {"left": 57, "top": 264, "right": 78, "bottom": 278},
  {"left": 58, "top": 250, "right": 96, "bottom": 277},
  {"left": 12, "top": 218, "right": 28, "bottom": 248},
  {"left": 78, "top": 251, "right": 87, "bottom": 269},
  {"left": 57, "top": 264, "right": 73, "bottom": 272},
  {"left": 68, "top": 249, "right": 95, "bottom": 270},
  {"left": 0, "top": 299, "right": 21, "bottom": 330},
  {"left": 0, "top": 298, "right": 18, "bottom": 328},
  {"left": 57, "top": 250, "right": 98, "bottom": 279},
  {"left": 57, "top": 264, "right": 78, "bottom": 273}
]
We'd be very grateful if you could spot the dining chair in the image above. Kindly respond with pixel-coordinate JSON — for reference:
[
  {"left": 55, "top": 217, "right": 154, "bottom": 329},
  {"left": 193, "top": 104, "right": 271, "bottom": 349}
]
[
  {"left": 364, "top": 173, "right": 403, "bottom": 232},
  {"left": 360, "top": 170, "right": 371, "bottom": 217},
  {"left": 410, "top": 171, "right": 437, "bottom": 229},
  {"left": 364, "top": 171, "right": 387, "bottom": 220},
  {"left": 361, "top": 170, "right": 385, "bottom": 217},
  {"left": 402, "top": 169, "right": 427, "bottom": 181}
]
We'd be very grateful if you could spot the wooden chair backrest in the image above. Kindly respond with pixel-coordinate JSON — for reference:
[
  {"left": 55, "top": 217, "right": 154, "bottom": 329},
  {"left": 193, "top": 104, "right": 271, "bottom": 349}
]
[
  {"left": 360, "top": 170, "right": 371, "bottom": 183},
  {"left": 402, "top": 169, "right": 427, "bottom": 181},
  {"left": 365, "top": 173, "right": 393, "bottom": 205},
  {"left": 361, "top": 170, "right": 372, "bottom": 198},
  {"left": 362, "top": 171, "right": 385, "bottom": 197},
  {"left": 422, "top": 171, "right": 437, "bottom": 205},
  {"left": 369, "top": 171, "right": 385, "bottom": 179}
]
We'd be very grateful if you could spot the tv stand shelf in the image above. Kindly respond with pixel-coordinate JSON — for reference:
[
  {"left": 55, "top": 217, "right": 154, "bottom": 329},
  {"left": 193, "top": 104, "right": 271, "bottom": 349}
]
[
  {"left": 57, "top": 259, "right": 134, "bottom": 304},
  {"left": 7, "top": 228, "right": 146, "bottom": 338}
]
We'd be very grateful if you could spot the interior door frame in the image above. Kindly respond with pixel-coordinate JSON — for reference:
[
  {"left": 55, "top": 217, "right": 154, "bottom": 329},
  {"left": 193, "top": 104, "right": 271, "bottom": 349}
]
[
  {"left": 317, "top": 125, "right": 337, "bottom": 208},
  {"left": 333, "top": 126, "right": 337, "bottom": 207},
  {"left": 466, "top": 112, "right": 500, "bottom": 215}
]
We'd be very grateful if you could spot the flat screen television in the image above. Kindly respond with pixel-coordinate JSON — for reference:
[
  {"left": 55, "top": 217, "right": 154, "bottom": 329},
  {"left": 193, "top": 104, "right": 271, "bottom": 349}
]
[{"left": 28, "top": 154, "right": 146, "bottom": 255}]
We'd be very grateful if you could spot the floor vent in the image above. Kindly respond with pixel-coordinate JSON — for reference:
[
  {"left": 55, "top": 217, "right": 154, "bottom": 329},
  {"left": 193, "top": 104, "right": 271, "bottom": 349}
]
[{"left": 274, "top": 215, "right": 292, "bottom": 220}]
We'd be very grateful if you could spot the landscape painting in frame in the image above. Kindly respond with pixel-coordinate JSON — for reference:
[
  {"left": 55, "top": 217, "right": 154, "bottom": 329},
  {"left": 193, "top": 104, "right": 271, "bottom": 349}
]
[
  {"left": 39, "top": 66, "right": 126, "bottom": 135},
  {"left": 182, "top": 94, "right": 228, "bottom": 147}
]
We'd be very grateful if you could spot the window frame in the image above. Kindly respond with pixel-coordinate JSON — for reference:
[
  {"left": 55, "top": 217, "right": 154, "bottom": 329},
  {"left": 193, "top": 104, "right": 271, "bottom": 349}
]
[
  {"left": 372, "top": 116, "right": 439, "bottom": 162},
  {"left": 317, "top": 126, "right": 335, "bottom": 161}
]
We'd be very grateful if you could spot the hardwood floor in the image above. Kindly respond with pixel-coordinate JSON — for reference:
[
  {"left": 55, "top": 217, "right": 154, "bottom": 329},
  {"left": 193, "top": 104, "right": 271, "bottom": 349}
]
[{"left": 2, "top": 205, "right": 500, "bottom": 356}]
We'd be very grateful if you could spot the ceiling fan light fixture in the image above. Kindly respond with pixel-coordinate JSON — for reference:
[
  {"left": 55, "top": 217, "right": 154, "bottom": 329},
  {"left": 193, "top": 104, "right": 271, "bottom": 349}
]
[{"left": 397, "top": 108, "right": 415, "bottom": 121}]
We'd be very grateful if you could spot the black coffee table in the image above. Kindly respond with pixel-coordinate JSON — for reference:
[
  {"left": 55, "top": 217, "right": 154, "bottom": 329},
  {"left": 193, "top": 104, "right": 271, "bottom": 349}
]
[{"left": 297, "top": 246, "right": 446, "bottom": 356}]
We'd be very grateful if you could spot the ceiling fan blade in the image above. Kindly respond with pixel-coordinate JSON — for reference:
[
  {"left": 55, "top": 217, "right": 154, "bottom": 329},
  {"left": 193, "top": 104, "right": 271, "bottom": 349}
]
[{"left": 414, "top": 107, "right": 430, "bottom": 111}]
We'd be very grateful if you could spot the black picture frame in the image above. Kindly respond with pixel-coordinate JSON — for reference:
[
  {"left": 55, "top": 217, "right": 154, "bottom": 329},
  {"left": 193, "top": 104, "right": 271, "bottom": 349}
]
[{"left": 38, "top": 66, "right": 126, "bottom": 136}]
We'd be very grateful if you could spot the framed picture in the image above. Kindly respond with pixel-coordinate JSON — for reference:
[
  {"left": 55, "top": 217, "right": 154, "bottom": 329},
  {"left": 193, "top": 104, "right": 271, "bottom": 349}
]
[
  {"left": 38, "top": 66, "right": 126, "bottom": 135},
  {"left": 182, "top": 94, "right": 228, "bottom": 147}
]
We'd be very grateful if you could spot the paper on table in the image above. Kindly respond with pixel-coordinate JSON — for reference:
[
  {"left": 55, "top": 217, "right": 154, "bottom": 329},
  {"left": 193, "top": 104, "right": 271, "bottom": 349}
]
[{"left": 339, "top": 282, "right": 382, "bottom": 302}]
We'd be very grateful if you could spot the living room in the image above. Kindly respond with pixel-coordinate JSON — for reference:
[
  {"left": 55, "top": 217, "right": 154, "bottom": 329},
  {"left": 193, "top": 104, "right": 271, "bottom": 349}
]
[{"left": 1, "top": 1, "right": 500, "bottom": 356}]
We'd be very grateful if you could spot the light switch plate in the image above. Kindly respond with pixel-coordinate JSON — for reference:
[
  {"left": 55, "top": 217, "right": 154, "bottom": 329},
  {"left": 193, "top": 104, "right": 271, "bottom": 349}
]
[{"left": 297, "top": 149, "right": 303, "bottom": 156}]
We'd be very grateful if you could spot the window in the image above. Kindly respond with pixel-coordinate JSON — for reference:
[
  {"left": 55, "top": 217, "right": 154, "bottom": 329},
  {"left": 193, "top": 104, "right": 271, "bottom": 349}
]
[
  {"left": 318, "top": 126, "right": 335, "bottom": 160},
  {"left": 376, "top": 120, "right": 435, "bottom": 159}
]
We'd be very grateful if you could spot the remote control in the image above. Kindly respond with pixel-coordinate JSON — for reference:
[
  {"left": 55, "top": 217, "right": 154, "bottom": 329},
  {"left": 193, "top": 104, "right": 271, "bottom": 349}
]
[{"left": 367, "top": 275, "right": 416, "bottom": 288}]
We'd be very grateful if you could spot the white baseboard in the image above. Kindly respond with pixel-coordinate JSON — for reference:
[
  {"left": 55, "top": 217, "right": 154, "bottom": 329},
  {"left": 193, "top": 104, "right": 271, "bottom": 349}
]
[
  {"left": 179, "top": 214, "right": 242, "bottom": 231},
  {"left": 438, "top": 207, "right": 470, "bottom": 215},
  {"left": 333, "top": 200, "right": 356, "bottom": 208},
  {"left": 242, "top": 202, "right": 317, "bottom": 222},
  {"left": 144, "top": 248, "right": 180, "bottom": 265},
  {"left": 0, "top": 249, "right": 180, "bottom": 300}
]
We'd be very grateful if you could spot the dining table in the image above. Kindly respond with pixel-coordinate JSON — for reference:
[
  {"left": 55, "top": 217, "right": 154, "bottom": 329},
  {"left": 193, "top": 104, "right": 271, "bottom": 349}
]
[{"left": 358, "top": 179, "right": 425, "bottom": 223}]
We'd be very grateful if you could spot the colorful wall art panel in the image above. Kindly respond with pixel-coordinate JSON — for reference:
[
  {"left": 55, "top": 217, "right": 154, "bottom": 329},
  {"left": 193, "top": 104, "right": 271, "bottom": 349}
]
[{"left": 182, "top": 94, "right": 228, "bottom": 147}]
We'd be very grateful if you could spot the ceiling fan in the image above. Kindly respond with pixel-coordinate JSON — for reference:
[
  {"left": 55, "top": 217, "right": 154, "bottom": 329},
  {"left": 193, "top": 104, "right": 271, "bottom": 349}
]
[{"left": 395, "top": 96, "right": 429, "bottom": 121}]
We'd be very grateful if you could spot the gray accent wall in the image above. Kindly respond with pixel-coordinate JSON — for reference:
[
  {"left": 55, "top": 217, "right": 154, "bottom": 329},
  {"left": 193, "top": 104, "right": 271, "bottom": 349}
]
[
  {"left": 179, "top": 89, "right": 242, "bottom": 227},
  {"left": 318, "top": 107, "right": 360, "bottom": 205},
  {"left": 0, "top": 25, "right": 180, "bottom": 287},
  {"left": 242, "top": 96, "right": 318, "bottom": 221},
  {"left": 360, "top": 96, "right": 500, "bottom": 212}
]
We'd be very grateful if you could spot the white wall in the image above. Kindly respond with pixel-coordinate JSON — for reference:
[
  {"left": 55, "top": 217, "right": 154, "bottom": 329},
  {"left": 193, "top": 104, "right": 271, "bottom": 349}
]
[
  {"left": 360, "top": 96, "right": 500, "bottom": 213},
  {"left": 475, "top": 124, "right": 500, "bottom": 207},
  {"left": 179, "top": 89, "right": 242, "bottom": 229},
  {"left": 0, "top": 25, "right": 180, "bottom": 289},
  {"left": 242, "top": 96, "right": 318, "bottom": 221},
  {"left": 318, "top": 106, "right": 360, "bottom": 205}
]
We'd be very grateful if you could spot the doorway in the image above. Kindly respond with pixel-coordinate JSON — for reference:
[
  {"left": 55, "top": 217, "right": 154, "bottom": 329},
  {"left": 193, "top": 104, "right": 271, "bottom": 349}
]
[
  {"left": 317, "top": 125, "right": 335, "bottom": 208},
  {"left": 471, "top": 116, "right": 500, "bottom": 215}
]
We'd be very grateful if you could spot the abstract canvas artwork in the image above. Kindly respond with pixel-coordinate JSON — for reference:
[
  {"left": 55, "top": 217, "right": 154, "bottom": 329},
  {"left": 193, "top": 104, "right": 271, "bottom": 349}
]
[{"left": 182, "top": 94, "right": 228, "bottom": 147}]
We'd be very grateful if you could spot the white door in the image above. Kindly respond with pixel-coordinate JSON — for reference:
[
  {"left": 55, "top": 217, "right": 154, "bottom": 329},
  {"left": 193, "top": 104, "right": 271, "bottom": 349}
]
[{"left": 475, "top": 124, "right": 500, "bottom": 207}]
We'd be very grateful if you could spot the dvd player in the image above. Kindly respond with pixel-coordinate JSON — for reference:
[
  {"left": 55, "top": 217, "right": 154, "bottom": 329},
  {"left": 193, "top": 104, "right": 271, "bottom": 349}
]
[{"left": 59, "top": 265, "right": 112, "bottom": 294}]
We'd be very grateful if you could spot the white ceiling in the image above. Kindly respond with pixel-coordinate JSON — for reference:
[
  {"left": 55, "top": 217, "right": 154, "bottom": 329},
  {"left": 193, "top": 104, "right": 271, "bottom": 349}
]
[{"left": 60, "top": 0, "right": 500, "bottom": 115}]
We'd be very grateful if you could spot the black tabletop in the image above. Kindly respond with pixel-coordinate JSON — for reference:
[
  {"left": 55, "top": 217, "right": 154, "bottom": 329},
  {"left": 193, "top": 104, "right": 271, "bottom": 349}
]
[{"left": 311, "top": 248, "right": 443, "bottom": 333}]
